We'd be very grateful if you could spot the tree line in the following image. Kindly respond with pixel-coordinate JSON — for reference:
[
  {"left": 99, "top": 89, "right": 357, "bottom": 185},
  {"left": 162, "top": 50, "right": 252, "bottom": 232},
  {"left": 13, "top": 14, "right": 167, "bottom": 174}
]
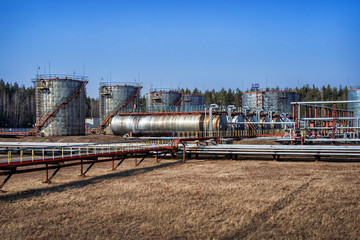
[{"left": 0, "top": 79, "right": 349, "bottom": 128}]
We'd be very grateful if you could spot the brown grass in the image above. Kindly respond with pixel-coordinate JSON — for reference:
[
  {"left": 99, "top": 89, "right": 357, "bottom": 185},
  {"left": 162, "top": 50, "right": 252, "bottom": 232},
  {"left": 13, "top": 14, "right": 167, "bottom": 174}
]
[{"left": 0, "top": 157, "right": 359, "bottom": 239}]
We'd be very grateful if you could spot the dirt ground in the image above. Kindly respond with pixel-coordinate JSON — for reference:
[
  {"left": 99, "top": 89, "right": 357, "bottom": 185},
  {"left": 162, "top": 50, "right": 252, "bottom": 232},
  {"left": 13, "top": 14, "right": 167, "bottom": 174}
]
[{"left": 0, "top": 154, "right": 359, "bottom": 239}]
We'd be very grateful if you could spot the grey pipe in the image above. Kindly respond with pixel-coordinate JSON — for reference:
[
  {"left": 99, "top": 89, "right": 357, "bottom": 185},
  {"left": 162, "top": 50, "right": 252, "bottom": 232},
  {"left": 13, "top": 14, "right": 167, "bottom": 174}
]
[{"left": 111, "top": 114, "right": 228, "bottom": 136}]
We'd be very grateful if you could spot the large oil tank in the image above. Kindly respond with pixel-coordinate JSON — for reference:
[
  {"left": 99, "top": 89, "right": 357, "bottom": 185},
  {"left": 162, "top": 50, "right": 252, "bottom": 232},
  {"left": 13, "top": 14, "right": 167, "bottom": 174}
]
[
  {"left": 34, "top": 74, "right": 87, "bottom": 136},
  {"left": 181, "top": 94, "right": 205, "bottom": 106},
  {"left": 111, "top": 114, "right": 227, "bottom": 136},
  {"left": 99, "top": 83, "right": 142, "bottom": 132},
  {"left": 242, "top": 90, "right": 299, "bottom": 114},
  {"left": 146, "top": 90, "right": 183, "bottom": 108},
  {"left": 348, "top": 87, "right": 360, "bottom": 127}
]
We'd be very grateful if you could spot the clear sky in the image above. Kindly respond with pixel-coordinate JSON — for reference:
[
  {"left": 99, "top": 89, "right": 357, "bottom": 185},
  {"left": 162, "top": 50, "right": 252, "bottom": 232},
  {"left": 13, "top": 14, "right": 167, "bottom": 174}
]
[{"left": 0, "top": 0, "right": 359, "bottom": 98}]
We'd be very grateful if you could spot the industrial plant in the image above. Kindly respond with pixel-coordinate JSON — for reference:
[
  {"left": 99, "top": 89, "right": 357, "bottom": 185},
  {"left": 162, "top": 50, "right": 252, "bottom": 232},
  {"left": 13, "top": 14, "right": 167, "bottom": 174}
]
[{"left": 0, "top": 74, "right": 359, "bottom": 190}]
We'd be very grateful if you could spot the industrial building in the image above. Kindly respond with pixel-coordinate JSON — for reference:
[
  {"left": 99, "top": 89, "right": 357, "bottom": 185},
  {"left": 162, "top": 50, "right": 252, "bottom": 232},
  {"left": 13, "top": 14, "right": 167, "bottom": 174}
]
[
  {"left": 33, "top": 74, "right": 88, "bottom": 136},
  {"left": 98, "top": 82, "right": 142, "bottom": 133}
]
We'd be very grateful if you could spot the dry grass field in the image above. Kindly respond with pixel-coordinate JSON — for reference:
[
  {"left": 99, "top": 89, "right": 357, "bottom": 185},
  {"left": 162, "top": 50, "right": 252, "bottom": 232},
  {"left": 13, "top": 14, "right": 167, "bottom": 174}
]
[{"left": 1, "top": 153, "right": 360, "bottom": 239}]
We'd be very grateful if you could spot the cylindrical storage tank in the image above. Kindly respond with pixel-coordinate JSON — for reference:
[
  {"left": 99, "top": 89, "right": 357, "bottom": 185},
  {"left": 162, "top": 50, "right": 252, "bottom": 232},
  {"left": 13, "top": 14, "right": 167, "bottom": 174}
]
[
  {"left": 348, "top": 88, "right": 360, "bottom": 127},
  {"left": 181, "top": 94, "right": 205, "bottom": 106},
  {"left": 146, "top": 90, "right": 183, "bottom": 108},
  {"left": 34, "top": 75, "right": 87, "bottom": 136},
  {"left": 99, "top": 83, "right": 141, "bottom": 126},
  {"left": 111, "top": 114, "right": 227, "bottom": 136},
  {"left": 242, "top": 91, "right": 299, "bottom": 114}
]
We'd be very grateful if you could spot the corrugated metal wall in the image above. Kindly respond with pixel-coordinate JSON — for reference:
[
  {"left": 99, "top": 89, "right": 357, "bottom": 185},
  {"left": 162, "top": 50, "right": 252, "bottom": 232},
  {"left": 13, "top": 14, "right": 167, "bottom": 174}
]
[
  {"left": 146, "top": 91, "right": 182, "bottom": 107},
  {"left": 99, "top": 85, "right": 140, "bottom": 124},
  {"left": 181, "top": 95, "right": 205, "bottom": 106},
  {"left": 348, "top": 89, "right": 360, "bottom": 127},
  {"left": 242, "top": 91, "right": 299, "bottom": 114},
  {"left": 35, "top": 78, "right": 85, "bottom": 136}
]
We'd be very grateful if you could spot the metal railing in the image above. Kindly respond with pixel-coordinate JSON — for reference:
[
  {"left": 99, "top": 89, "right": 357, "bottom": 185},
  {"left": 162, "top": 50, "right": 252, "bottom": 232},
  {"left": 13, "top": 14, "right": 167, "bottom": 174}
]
[
  {"left": 172, "top": 129, "right": 286, "bottom": 139},
  {"left": 0, "top": 128, "right": 33, "bottom": 133},
  {"left": 118, "top": 105, "right": 242, "bottom": 114},
  {"left": 34, "top": 74, "right": 89, "bottom": 81},
  {"left": 0, "top": 140, "right": 176, "bottom": 167}
]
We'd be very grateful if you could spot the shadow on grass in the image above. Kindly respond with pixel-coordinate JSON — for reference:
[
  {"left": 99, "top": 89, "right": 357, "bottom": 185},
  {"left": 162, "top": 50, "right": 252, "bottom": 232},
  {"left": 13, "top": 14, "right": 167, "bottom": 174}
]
[
  {"left": 0, "top": 160, "right": 182, "bottom": 202},
  {"left": 195, "top": 155, "right": 360, "bottom": 163}
]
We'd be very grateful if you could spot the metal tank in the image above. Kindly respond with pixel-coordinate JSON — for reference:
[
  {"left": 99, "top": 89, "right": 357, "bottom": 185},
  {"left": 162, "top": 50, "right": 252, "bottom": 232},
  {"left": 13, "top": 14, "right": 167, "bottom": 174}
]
[
  {"left": 34, "top": 74, "right": 88, "bottom": 136},
  {"left": 242, "top": 90, "right": 299, "bottom": 114},
  {"left": 181, "top": 94, "right": 205, "bottom": 106},
  {"left": 99, "top": 83, "right": 142, "bottom": 132},
  {"left": 250, "top": 115, "right": 259, "bottom": 130},
  {"left": 272, "top": 117, "right": 283, "bottom": 129},
  {"left": 146, "top": 90, "right": 183, "bottom": 108},
  {"left": 348, "top": 87, "right": 360, "bottom": 127},
  {"left": 231, "top": 115, "right": 245, "bottom": 130},
  {"left": 260, "top": 116, "right": 271, "bottom": 130},
  {"left": 111, "top": 114, "right": 227, "bottom": 136}
]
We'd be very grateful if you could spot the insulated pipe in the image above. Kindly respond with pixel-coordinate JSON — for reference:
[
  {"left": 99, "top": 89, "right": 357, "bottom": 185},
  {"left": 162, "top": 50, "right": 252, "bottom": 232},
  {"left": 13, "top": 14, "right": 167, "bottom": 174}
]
[{"left": 111, "top": 114, "right": 228, "bottom": 136}]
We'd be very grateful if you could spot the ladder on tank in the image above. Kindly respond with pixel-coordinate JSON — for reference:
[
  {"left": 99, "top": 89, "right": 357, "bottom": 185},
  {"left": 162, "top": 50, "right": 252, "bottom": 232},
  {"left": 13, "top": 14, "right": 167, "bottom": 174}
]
[
  {"left": 31, "top": 80, "right": 88, "bottom": 135},
  {"left": 242, "top": 113, "right": 258, "bottom": 137}
]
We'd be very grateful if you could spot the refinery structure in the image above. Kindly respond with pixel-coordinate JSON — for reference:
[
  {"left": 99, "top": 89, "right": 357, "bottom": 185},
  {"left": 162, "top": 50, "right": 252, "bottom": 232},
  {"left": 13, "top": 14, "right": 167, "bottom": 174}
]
[
  {"left": 4, "top": 75, "right": 358, "bottom": 141},
  {"left": 0, "top": 74, "right": 360, "bottom": 190},
  {"left": 98, "top": 82, "right": 142, "bottom": 134}
]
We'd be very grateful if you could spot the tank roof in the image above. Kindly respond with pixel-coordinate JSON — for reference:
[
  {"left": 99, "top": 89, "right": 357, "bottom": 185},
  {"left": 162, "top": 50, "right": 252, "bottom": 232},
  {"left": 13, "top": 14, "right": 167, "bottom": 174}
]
[
  {"left": 100, "top": 82, "right": 142, "bottom": 88},
  {"left": 244, "top": 89, "right": 297, "bottom": 94},
  {"left": 33, "top": 74, "right": 88, "bottom": 82},
  {"left": 148, "top": 88, "right": 182, "bottom": 94}
]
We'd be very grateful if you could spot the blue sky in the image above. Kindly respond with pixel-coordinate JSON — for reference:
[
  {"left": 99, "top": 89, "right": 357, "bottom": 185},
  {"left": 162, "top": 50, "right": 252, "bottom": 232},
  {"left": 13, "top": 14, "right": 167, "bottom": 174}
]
[{"left": 0, "top": 0, "right": 359, "bottom": 98}]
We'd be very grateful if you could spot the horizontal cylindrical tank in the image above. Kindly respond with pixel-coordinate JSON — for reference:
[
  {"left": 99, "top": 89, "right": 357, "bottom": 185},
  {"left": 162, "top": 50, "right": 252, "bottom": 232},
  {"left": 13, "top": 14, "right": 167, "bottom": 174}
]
[
  {"left": 146, "top": 90, "right": 183, "bottom": 108},
  {"left": 34, "top": 75, "right": 87, "bottom": 136},
  {"left": 242, "top": 91, "right": 299, "bottom": 114},
  {"left": 111, "top": 114, "right": 227, "bottom": 136},
  {"left": 181, "top": 94, "right": 205, "bottom": 106},
  {"left": 348, "top": 88, "right": 360, "bottom": 127}
]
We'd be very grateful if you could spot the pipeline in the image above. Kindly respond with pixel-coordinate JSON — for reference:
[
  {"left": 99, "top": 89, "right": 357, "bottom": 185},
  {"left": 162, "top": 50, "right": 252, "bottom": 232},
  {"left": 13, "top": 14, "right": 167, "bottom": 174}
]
[{"left": 111, "top": 114, "right": 228, "bottom": 136}]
